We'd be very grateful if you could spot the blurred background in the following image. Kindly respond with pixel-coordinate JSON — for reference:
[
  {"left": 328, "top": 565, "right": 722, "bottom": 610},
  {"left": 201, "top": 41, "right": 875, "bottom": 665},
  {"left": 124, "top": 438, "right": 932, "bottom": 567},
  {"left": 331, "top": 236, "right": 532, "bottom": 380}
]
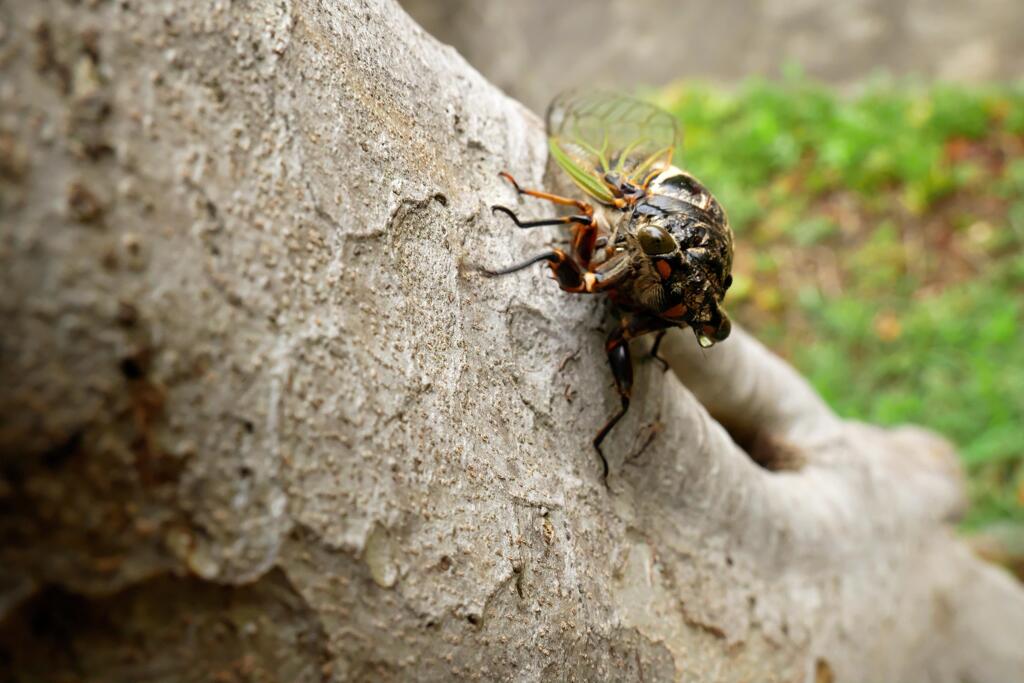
[
  {"left": 402, "top": 0, "right": 1024, "bottom": 558},
  {"left": 403, "top": 0, "right": 1024, "bottom": 113}
]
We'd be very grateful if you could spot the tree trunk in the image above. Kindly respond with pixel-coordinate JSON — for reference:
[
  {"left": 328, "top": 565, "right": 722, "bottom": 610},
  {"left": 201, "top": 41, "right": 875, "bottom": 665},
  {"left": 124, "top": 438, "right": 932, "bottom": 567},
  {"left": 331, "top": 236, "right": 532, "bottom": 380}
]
[{"left": 1, "top": 1, "right": 1021, "bottom": 681}]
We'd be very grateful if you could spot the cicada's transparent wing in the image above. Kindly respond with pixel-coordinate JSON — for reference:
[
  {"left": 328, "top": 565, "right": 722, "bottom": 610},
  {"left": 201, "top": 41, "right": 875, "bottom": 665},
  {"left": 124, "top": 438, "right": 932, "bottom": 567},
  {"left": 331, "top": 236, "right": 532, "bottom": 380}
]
[{"left": 546, "top": 90, "right": 681, "bottom": 205}]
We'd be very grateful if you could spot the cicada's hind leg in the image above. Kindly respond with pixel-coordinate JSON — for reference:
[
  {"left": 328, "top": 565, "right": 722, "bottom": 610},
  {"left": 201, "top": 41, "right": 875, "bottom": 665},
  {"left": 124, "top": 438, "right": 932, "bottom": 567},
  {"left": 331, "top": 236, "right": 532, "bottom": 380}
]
[{"left": 594, "top": 315, "right": 675, "bottom": 485}]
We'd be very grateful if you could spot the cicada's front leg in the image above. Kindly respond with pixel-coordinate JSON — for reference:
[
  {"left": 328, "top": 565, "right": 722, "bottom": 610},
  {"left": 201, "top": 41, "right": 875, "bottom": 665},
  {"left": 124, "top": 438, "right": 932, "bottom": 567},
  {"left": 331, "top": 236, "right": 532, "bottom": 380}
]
[
  {"left": 648, "top": 330, "right": 670, "bottom": 372},
  {"left": 479, "top": 248, "right": 589, "bottom": 293},
  {"left": 498, "top": 171, "right": 594, "bottom": 217},
  {"left": 495, "top": 172, "right": 603, "bottom": 270},
  {"left": 570, "top": 216, "right": 602, "bottom": 271},
  {"left": 482, "top": 244, "right": 636, "bottom": 298},
  {"left": 490, "top": 205, "right": 592, "bottom": 230}
]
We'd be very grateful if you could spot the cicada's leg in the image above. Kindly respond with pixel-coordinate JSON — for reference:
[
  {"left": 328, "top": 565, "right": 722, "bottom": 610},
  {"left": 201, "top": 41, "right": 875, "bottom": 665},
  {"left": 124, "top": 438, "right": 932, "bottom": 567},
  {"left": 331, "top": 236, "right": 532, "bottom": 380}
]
[
  {"left": 648, "top": 330, "right": 670, "bottom": 372},
  {"left": 571, "top": 220, "right": 601, "bottom": 270},
  {"left": 498, "top": 172, "right": 594, "bottom": 217},
  {"left": 482, "top": 225, "right": 631, "bottom": 295},
  {"left": 491, "top": 204, "right": 602, "bottom": 276},
  {"left": 491, "top": 205, "right": 592, "bottom": 229},
  {"left": 497, "top": 172, "right": 607, "bottom": 271},
  {"left": 594, "top": 329, "right": 631, "bottom": 485},
  {"left": 594, "top": 314, "right": 675, "bottom": 485},
  {"left": 478, "top": 251, "right": 560, "bottom": 277},
  {"left": 480, "top": 248, "right": 590, "bottom": 293}
]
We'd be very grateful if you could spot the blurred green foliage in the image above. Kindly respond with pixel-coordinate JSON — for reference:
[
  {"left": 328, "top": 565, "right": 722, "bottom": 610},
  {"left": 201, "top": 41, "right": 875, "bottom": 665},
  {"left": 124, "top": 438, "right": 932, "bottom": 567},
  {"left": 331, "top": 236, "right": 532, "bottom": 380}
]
[{"left": 657, "top": 76, "right": 1024, "bottom": 528}]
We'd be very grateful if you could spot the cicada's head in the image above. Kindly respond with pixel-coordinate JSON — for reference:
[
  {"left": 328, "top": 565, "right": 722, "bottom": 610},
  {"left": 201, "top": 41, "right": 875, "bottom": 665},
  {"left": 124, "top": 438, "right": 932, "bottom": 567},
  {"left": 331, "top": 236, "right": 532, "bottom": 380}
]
[{"left": 631, "top": 221, "right": 734, "bottom": 349}]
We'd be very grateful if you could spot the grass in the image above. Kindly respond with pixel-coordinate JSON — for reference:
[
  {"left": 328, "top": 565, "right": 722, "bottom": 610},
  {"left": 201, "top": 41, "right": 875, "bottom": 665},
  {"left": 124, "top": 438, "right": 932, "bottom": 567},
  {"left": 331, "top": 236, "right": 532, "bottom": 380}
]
[{"left": 655, "top": 75, "right": 1024, "bottom": 529}]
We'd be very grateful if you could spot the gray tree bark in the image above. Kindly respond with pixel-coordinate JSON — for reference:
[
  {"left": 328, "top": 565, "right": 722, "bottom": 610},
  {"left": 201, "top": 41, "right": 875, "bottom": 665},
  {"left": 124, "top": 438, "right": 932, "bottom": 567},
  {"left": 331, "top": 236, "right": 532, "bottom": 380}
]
[{"left": 1, "top": 1, "right": 1022, "bottom": 682}]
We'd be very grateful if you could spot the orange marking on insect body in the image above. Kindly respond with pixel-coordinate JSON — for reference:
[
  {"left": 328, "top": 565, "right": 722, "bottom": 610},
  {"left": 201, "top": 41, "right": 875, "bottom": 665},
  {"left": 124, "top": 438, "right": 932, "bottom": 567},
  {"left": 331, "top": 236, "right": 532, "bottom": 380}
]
[
  {"left": 655, "top": 260, "right": 673, "bottom": 279},
  {"left": 662, "top": 303, "right": 687, "bottom": 319}
]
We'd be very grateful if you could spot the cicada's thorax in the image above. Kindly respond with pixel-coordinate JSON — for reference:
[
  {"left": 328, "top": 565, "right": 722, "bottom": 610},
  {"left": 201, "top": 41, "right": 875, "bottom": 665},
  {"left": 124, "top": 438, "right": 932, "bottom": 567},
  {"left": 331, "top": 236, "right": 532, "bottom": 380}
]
[{"left": 607, "top": 166, "right": 734, "bottom": 329}]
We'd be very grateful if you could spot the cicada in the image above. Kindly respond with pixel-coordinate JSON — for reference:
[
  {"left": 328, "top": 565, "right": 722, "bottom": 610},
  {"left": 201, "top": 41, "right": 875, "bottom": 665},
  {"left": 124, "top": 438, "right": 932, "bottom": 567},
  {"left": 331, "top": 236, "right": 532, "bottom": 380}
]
[{"left": 485, "top": 90, "right": 734, "bottom": 482}]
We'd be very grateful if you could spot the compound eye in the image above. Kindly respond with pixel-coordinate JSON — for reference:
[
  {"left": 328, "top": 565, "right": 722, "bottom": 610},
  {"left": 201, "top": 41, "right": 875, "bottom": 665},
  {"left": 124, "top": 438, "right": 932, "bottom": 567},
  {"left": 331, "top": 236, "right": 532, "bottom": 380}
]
[{"left": 638, "top": 225, "right": 676, "bottom": 256}]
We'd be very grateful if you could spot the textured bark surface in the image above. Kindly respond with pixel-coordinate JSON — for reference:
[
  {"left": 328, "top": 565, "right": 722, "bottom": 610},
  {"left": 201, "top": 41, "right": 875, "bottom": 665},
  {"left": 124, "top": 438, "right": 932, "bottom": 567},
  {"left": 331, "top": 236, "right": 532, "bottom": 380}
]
[{"left": 1, "top": 1, "right": 1022, "bottom": 682}]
